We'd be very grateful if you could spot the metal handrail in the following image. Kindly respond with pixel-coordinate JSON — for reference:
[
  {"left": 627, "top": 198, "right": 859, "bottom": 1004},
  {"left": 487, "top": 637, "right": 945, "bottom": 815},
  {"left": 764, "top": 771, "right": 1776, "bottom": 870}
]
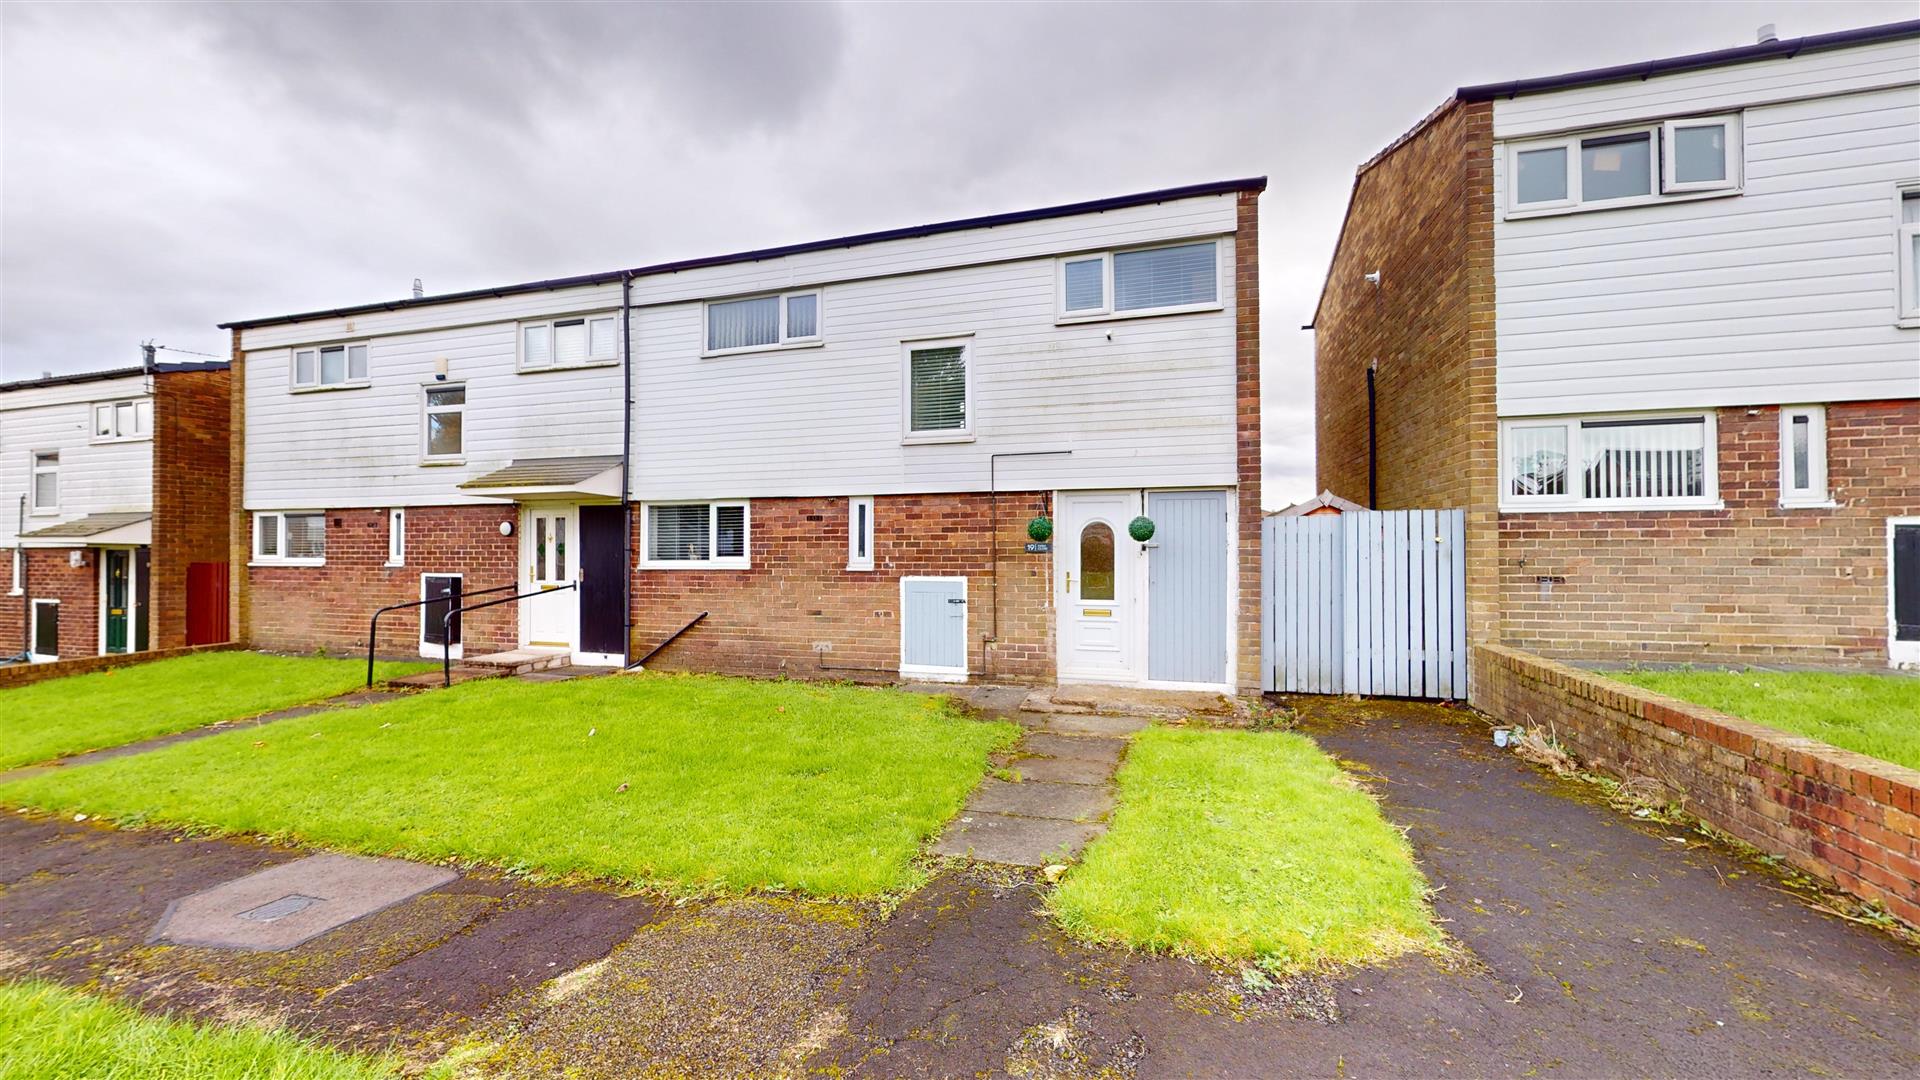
[
  {"left": 366, "top": 582, "right": 518, "bottom": 687},
  {"left": 628, "top": 610, "right": 708, "bottom": 670},
  {"left": 440, "top": 583, "right": 578, "bottom": 687}
]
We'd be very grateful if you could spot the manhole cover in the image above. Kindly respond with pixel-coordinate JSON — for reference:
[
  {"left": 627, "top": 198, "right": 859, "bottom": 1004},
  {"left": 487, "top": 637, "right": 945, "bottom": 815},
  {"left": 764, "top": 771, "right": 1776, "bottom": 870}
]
[{"left": 238, "top": 894, "right": 323, "bottom": 923}]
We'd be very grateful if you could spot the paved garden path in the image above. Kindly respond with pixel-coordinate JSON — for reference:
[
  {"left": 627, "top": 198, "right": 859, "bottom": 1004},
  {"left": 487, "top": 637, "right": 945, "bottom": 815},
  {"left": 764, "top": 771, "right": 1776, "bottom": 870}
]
[{"left": 930, "top": 711, "right": 1148, "bottom": 866}]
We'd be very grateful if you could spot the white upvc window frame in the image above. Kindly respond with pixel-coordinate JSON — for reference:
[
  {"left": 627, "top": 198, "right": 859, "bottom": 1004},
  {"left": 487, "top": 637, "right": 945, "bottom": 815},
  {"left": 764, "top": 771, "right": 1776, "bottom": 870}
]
[
  {"left": 8, "top": 547, "right": 20, "bottom": 596},
  {"left": 29, "top": 450, "right": 59, "bottom": 515},
  {"left": 1505, "top": 116, "right": 1743, "bottom": 219},
  {"left": 1661, "top": 114, "right": 1741, "bottom": 194},
  {"left": 252, "top": 510, "right": 327, "bottom": 567},
  {"left": 701, "top": 290, "right": 824, "bottom": 357},
  {"left": 1896, "top": 181, "right": 1920, "bottom": 328},
  {"left": 847, "top": 496, "right": 875, "bottom": 571},
  {"left": 901, "top": 335, "right": 975, "bottom": 445},
  {"left": 517, "top": 311, "right": 621, "bottom": 371},
  {"left": 639, "top": 500, "right": 752, "bottom": 570},
  {"left": 290, "top": 341, "right": 371, "bottom": 391},
  {"left": 420, "top": 382, "right": 466, "bottom": 464},
  {"left": 91, "top": 398, "right": 154, "bottom": 443},
  {"left": 29, "top": 598, "right": 59, "bottom": 662},
  {"left": 387, "top": 508, "right": 406, "bottom": 567},
  {"left": 1778, "top": 405, "right": 1832, "bottom": 509},
  {"left": 1054, "top": 238, "right": 1225, "bottom": 323},
  {"left": 1499, "top": 410, "right": 1721, "bottom": 513}
]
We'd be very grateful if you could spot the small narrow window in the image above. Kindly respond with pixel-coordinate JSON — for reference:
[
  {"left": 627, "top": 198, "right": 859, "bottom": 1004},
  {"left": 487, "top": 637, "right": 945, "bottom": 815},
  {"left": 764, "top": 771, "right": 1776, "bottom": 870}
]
[
  {"left": 423, "top": 385, "right": 465, "bottom": 460},
  {"left": 705, "top": 291, "right": 820, "bottom": 353},
  {"left": 905, "top": 341, "right": 970, "bottom": 439},
  {"left": 387, "top": 509, "right": 406, "bottom": 566},
  {"left": 294, "top": 349, "right": 317, "bottom": 385},
  {"left": 522, "top": 324, "right": 553, "bottom": 368},
  {"left": 785, "top": 293, "right": 819, "bottom": 340},
  {"left": 1780, "top": 406, "right": 1830, "bottom": 507},
  {"left": 291, "top": 341, "right": 369, "bottom": 388},
  {"left": 30, "top": 451, "right": 58, "bottom": 512},
  {"left": 9, "top": 547, "right": 21, "bottom": 595},
  {"left": 1062, "top": 257, "right": 1106, "bottom": 314},
  {"left": 848, "top": 496, "right": 875, "bottom": 571},
  {"left": 256, "top": 513, "right": 281, "bottom": 558},
  {"left": 589, "top": 316, "right": 618, "bottom": 359},
  {"left": 94, "top": 404, "right": 113, "bottom": 438}
]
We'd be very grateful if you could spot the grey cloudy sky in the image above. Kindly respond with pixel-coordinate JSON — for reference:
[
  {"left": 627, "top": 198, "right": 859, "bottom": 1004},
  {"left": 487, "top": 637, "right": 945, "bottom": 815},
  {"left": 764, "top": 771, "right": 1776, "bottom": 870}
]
[{"left": 2, "top": 0, "right": 1911, "bottom": 505}]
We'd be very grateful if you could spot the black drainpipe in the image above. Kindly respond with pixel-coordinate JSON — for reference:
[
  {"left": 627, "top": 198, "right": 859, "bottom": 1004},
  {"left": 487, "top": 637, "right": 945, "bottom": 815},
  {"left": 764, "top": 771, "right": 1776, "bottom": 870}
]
[
  {"left": 1366, "top": 362, "right": 1378, "bottom": 508},
  {"left": 620, "top": 272, "right": 635, "bottom": 667}
]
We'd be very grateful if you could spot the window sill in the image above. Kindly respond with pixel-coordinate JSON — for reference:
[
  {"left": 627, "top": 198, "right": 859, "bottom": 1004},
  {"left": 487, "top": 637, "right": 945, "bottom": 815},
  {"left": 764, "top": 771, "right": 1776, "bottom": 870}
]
[
  {"left": 1055, "top": 301, "right": 1223, "bottom": 326},
  {"left": 1503, "top": 186, "right": 1740, "bottom": 221},
  {"left": 902, "top": 433, "right": 975, "bottom": 446},
  {"left": 1500, "top": 499, "right": 1726, "bottom": 514},
  {"left": 701, "top": 339, "right": 825, "bottom": 360},
  {"left": 847, "top": 563, "right": 875, "bottom": 573},
  {"left": 90, "top": 435, "right": 153, "bottom": 445},
  {"left": 419, "top": 457, "right": 466, "bottom": 467},
  {"left": 518, "top": 360, "right": 620, "bottom": 374},
  {"left": 291, "top": 382, "right": 372, "bottom": 394},
  {"left": 639, "top": 560, "right": 751, "bottom": 571},
  {"left": 384, "top": 560, "right": 406, "bottom": 569},
  {"left": 250, "top": 559, "right": 326, "bottom": 568},
  {"left": 6, "top": 589, "right": 20, "bottom": 597},
  {"left": 1897, "top": 316, "right": 1920, "bottom": 330},
  {"left": 1779, "top": 498, "right": 1838, "bottom": 510}
]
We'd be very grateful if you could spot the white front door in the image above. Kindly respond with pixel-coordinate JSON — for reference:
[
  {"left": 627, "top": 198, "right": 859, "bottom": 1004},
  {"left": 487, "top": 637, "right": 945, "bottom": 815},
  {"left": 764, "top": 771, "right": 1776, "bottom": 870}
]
[
  {"left": 1057, "top": 490, "right": 1143, "bottom": 684},
  {"left": 522, "top": 505, "right": 579, "bottom": 650}
]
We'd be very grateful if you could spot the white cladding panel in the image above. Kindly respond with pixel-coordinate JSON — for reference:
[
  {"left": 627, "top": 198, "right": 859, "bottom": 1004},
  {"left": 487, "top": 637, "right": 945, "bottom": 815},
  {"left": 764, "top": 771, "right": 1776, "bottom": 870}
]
[
  {"left": 240, "top": 192, "right": 1243, "bottom": 508},
  {"left": 0, "top": 374, "right": 154, "bottom": 546},
  {"left": 244, "top": 324, "right": 623, "bottom": 510},
  {"left": 1491, "top": 38, "right": 1920, "bottom": 138},
  {"left": 1494, "top": 82, "right": 1920, "bottom": 416},
  {"left": 630, "top": 242, "right": 1237, "bottom": 500}
]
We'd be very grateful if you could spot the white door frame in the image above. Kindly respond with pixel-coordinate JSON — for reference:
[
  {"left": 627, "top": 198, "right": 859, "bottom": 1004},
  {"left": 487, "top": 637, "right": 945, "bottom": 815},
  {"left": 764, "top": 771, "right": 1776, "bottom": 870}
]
[
  {"left": 1054, "top": 490, "right": 1145, "bottom": 685},
  {"left": 1892, "top": 517, "right": 1920, "bottom": 669},
  {"left": 419, "top": 572, "right": 464, "bottom": 661},
  {"left": 519, "top": 503, "right": 581, "bottom": 652},
  {"left": 899, "top": 575, "right": 969, "bottom": 682},
  {"left": 30, "top": 597, "right": 60, "bottom": 662}
]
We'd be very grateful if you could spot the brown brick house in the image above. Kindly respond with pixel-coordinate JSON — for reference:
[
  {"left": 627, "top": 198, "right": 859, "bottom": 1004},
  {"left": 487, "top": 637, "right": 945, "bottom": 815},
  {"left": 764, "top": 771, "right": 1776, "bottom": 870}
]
[
  {"left": 221, "top": 179, "right": 1266, "bottom": 693},
  {"left": 1313, "top": 21, "right": 1920, "bottom": 670},
  {"left": 1, "top": 362, "right": 233, "bottom": 662}
]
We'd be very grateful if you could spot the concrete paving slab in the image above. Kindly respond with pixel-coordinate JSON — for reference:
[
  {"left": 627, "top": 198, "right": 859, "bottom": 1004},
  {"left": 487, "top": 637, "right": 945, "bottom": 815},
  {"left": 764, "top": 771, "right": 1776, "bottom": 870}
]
[
  {"left": 1018, "top": 731, "right": 1125, "bottom": 764},
  {"left": 152, "top": 853, "right": 457, "bottom": 951},
  {"left": 1029, "top": 712, "right": 1154, "bottom": 736},
  {"left": 1004, "top": 755, "right": 1113, "bottom": 786},
  {"left": 930, "top": 813, "right": 1101, "bottom": 867},
  {"left": 968, "top": 779, "right": 1113, "bottom": 822}
]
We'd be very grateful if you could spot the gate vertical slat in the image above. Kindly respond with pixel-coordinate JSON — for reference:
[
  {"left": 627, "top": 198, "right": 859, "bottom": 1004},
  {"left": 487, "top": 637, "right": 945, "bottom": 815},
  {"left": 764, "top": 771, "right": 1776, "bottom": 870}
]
[
  {"left": 1421, "top": 509, "right": 1439, "bottom": 697},
  {"left": 1451, "top": 508, "right": 1468, "bottom": 694},
  {"left": 1435, "top": 510, "right": 1455, "bottom": 699}
]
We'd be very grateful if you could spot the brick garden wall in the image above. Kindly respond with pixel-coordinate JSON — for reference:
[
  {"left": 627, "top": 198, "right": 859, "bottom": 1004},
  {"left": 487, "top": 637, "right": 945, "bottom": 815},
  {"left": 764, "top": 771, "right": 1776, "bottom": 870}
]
[
  {"left": 632, "top": 491, "right": 1056, "bottom": 684},
  {"left": 1473, "top": 644, "right": 1920, "bottom": 928},
  {"left": 1500, "top": 400, "right": 1920, "bottom": 666},
  {"left": 151, "top": 367, "right": 233, "bottom": 649},
  {"left": 0, "top": 642, "right": 235, "bottom": 691},
  {"left": 248, "top": 505, "right": 519, "bottom": 657}
]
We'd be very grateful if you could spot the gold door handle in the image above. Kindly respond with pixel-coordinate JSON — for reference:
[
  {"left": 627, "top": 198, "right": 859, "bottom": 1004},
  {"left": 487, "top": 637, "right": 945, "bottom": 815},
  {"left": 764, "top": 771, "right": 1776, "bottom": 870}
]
[{"left": 1065, "top": 571, "right": 1073, "bottom": 593}]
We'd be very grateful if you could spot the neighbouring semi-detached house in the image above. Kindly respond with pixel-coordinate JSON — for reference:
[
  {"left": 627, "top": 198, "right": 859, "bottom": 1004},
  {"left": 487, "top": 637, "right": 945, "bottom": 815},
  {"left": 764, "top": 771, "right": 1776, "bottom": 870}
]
[
  {"left": 1312, "top": 20, "right": 1920, "bottom": 670},
  {"left": 220, "top": 179, "right": 1265, "bottom": 693},
  {"left": 0, "top": 362, "right": 233, "bottom": 662}
]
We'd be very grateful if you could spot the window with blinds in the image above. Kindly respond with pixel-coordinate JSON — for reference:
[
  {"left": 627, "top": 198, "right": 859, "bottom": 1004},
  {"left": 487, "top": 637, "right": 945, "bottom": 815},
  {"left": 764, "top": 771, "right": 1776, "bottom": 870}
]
[
  {"left": 705, "top": 291, "right": 821, "bottom": 353},
  {"left": 645, "top": 502, "right": 750, "bottom": 568},
  {"left": 1057, "top": 241, "right": 1219, "bottom": 318},
  {"left": 905, "top": 341, "right": 969, "bottom": 438},
  {"left": 520, "top": 314, "right": 619, "bottom": 370},
  {"left": 1501, "top": 413, "right": 1718, "bottom": 509},
  {"left": 254, "top": 512, "right": 326, "bottom": 564},
  {"left": 292, "top": 341, "right": 370, "bottom": 389}
]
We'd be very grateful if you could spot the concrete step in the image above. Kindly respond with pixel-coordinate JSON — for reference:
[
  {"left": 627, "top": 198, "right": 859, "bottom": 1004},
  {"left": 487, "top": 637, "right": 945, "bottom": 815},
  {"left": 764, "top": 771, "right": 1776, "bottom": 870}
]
[
  {"left": 388, "top": 666, "right": 505, "bottom": 689},
  {"left": 464, "top": 647, "right": 573, "bottom": 676}
]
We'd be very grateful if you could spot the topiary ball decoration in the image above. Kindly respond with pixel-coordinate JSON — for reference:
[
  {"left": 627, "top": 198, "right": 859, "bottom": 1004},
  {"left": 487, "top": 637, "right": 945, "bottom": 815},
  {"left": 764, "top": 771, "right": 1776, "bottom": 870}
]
[
  {"left": 1128, "top": 516, "right": 1156, "bottom": 542},
  {"left": 1027, "top": 516, "right": 1053, "bottom": 543}
]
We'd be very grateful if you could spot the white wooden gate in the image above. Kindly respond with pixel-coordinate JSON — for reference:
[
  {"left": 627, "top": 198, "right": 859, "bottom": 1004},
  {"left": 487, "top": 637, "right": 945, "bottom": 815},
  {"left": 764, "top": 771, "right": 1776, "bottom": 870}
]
[{"left": 1262, "top": 509, "right": 1467, "bottom": 699}]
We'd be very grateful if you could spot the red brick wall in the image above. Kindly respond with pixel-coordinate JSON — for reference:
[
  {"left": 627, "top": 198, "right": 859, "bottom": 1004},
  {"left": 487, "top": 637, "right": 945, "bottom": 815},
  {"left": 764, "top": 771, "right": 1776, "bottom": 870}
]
[
  {"left": 248, "top": 506, "right": 519, "bottom": 657},
  {"left": 0, "top": 643, "right": 235, "bottom": 690},
  {"left": 0, "top": 548, "right": 97, "bottom": 659},
  {"left": 631, "top": 492, "right": 1055, "bottom": 683},
  {"left": 1235, "top": 189, "right": 1263, "bottom": 695},
  {"left": 1500, "top": 401, "right": 1920, "bottom": 665},
  {"left": 151, "top": 367, "right": 232, "bottom": 649},
  {"left": 1474, "top": 644, "right": 1920, "bottom": 929}
]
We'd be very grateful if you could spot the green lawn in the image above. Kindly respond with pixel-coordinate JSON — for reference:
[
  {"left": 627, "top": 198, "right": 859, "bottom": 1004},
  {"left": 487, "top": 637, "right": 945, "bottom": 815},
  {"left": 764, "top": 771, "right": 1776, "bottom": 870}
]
[
  {"left": 0, "top": 674, "right": 1018, "bottom": 897},
  {"left": 0, "top": 652, "right": 433, "bottom": 771},
  {"left": 1049, "top": 727, "right": 1439, "bottom": 972},
  {"left": 1612, "top": 668, "right": 1920, "bottom": 773},
  {"left": 0, "top": 979, "right": 404, "bottom": 1080}
]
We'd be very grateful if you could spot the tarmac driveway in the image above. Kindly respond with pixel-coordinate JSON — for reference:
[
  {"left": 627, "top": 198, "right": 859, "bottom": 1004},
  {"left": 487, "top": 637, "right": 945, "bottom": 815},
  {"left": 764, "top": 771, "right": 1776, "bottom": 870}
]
[{"left": 0, "top": 697, "right": 1915, "bottom": 1077}]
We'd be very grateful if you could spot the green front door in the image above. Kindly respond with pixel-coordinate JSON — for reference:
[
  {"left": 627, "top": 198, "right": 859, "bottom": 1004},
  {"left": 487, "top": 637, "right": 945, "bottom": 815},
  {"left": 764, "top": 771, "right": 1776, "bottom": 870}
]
[{"left": 104, "top": 549, "right": 130, "bottom": 654}]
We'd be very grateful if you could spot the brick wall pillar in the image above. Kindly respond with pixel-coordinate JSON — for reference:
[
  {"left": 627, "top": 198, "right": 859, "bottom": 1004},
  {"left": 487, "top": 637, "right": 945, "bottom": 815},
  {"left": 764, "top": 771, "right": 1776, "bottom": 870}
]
[
  {"left": 1235, "top": 188, "right": 1264, "bottom": 695},
  {"left": 1460, "top": 100, "right": 1502, "bottom": 669},
  {"left": 228, "top": 329, "right": 250, "bottom": 645},
  {"left": 151, "top": 367, "right": 233, "bottom": 649}
]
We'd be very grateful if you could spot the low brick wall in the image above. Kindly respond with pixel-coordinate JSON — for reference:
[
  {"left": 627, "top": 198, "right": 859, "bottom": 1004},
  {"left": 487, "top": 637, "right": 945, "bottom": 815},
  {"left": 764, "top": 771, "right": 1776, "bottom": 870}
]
[
  {"left": 1472, "top": 643, "right": 1920, "bottom": 928},
  {"left": 0, "top": 642, "right": 237, "bottom": 691}
]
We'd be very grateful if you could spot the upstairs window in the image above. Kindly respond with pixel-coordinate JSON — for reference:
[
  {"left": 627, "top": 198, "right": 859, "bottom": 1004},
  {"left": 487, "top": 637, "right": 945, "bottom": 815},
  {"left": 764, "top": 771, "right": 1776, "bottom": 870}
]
[
  {"left": 1779, "top": 405, "right": 1830, "bottom": 508},
  {"left": 254, "top": 511, "right": 326, "bottom": 565},
  {"left": 1057, "top": 240, "right": 1220, "bottom": 319},
  {"left": 1501, "top": 413, "right": 1718, "bottom": 510},
  {"left": 521, "top": 313, "right": 619, "bottom": 370},
  {"left": 422, "top": 385, "right": 465, "bottom": 461},
  {"left": 903, "top": 339, "right": 971, "bottom": 441},
  {"left": 92, "top": 398, "right": 153, "bottom": 442},
  {"left": 30, "top": 451, "right": 58, "bottom": 513},
  {"left": 705, "top": 291, "right": 822, "bottom": 354},
  {"left": 1508, "top": 115, "right": 1739, "bottom": 215},
  {"left": 644, "top": 502, "right": 749, "bottom": 569},
  {"left": 292, "top": 342, "right": 369, "bottom": 389},
  {"left": 1899, "top": 186, "right": 1920, "bottom": 324}
]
